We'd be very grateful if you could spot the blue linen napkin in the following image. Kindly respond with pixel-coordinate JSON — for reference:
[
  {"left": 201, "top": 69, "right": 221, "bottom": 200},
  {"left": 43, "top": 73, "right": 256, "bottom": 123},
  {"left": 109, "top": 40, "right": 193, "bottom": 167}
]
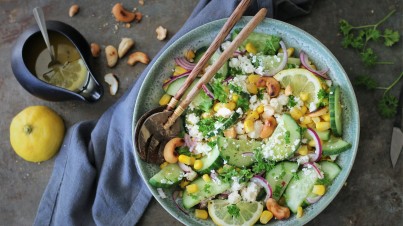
[{"left": 34, "top": 0, "right": 314, "bottom": 225}]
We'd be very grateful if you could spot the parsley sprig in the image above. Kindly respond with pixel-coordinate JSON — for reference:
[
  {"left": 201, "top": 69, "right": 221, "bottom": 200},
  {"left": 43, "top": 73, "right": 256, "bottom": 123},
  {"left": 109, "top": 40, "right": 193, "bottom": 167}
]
[
  {"left": 339, "top": 9, "right": 400, "bottom": 67},
  {"left": 355, "top": 72, "right": 403, "bottom": 118}
]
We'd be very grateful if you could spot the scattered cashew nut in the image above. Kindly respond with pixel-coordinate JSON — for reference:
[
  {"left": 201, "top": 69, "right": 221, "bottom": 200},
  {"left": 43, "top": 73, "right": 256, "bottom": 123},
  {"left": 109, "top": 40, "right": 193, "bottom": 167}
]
[
  {"left": 69, "top": 4, "right": 79, "bottom": 17},
  {"left": 118, "top": 37, "right": 134, "bottom": 58},
  {"left": 105, "top": 45, "right": 118, "bottom": 67},
  {"left": 127, "top": 51, "right": 150, "bottom": 66},
  {"left": 266, "top": 198, "right": 290, "bottom": 220},
  {"left": 112, "top": 3, "right": 135, "bottom": 23},
  {"left": 163, "top": 137, "right": 184, "bottom": 163},
  {"left": 156, "top": 26, "right": 168, "bottom": 41},
  {"left": 90, "top": 43, "right": 100, "bottom": 58},
  {"left": 134, "top": 12, "right": 143, "bottom": 22},
  {"left": 104, "top": 73, "right": 119, "bottom": 95}
]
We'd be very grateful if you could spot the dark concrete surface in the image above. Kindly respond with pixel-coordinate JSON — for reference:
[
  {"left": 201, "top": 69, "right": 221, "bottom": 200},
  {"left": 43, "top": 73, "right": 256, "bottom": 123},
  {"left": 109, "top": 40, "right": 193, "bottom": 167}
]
[{"left": 0, "top": 0, "right": 401, "bottom": 226}]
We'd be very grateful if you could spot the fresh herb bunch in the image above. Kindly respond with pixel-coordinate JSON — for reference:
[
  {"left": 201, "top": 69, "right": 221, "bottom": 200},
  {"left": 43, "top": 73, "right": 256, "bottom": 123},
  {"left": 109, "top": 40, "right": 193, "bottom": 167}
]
[
  {"left": 339, "top": 9, "right": 400, "bottom": 67},
  {"left": 355, "top": 72, "right": 403, "bottom": 118}
]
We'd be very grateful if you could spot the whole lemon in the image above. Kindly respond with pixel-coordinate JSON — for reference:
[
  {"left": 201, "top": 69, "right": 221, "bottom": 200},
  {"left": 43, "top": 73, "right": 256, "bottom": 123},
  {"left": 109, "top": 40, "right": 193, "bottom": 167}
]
[{"left": 10, "top": 106, "right": 65, "bottom": 162}]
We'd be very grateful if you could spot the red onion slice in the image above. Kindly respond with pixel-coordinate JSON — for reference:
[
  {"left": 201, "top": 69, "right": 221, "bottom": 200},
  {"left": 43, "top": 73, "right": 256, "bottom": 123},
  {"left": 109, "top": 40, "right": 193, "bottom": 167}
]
[
  {"left": 172, "top": 190, "right": 189, "bottom": 215},
  {"left": 202, "top": 84, "right": 215, "bottom": 99},
  {"left": 174, "top": 57, "right": 196, "bottom": 70},
  {"left": 306, "top": 128, "right": 323, "bottom": 162},
  {"left": 306, "top": 195, "right": 322, "bottom": 204},
  {"left": 178, "top": 162, "right": 192, "bottom": 173},
  {"left": 162, "top": 71, "right": 191, "bottom": 87},
  {"left": 299, "top": 50, "right": 330, "bottom": 79},
  {"left": 250, "top": 175, "right": 272, "bottom": 202},
  {"left": 303, "top": 162, "right": 324, "bottom": 179},
  {"left": 262, "top": 40, "right": 288, "bottom": 76}
]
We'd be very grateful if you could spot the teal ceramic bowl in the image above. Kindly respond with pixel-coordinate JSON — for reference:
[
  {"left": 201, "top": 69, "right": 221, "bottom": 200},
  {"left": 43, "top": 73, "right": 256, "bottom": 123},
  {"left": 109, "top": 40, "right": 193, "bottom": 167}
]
[{"left": 132, "top": 17, "right": 360, "bottom": 226}]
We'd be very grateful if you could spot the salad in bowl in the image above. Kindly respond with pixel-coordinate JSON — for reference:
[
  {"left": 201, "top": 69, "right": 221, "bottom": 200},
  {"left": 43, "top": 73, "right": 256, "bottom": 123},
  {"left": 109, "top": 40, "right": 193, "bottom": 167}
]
[{"left": 133, "top": 17, "right": 359, "bottom": 226}]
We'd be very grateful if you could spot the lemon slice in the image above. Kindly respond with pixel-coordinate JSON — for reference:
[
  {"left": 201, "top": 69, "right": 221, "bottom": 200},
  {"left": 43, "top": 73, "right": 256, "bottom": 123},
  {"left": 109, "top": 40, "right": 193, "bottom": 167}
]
[
  {"left": 208, "top": 200, "right": 263, "bottom": 226},
  {"left": 274, "top": 68, "right": 323, "bottom": 112},
  {"left": 39, "top": 59, "right": 88, "bottom": 92}
]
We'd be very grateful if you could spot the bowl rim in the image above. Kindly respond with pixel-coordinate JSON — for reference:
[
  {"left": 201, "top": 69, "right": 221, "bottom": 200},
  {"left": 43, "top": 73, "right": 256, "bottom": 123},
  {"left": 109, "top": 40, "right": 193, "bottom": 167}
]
[{"left": 132, "top": 16, "right": 360, "bottom": 226}]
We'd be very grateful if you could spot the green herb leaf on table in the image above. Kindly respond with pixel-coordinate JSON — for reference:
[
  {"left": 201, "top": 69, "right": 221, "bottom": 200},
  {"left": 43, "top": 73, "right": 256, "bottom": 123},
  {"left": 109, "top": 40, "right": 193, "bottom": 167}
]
[
  {"left": 383, "top": 29, "right": 400, "bottom": 47},
  {"left": 378, "top": 93, "right": 399, "bottom": 118},
  {"left": 354, "top": 75, "right": 378, "bottom": 90}
]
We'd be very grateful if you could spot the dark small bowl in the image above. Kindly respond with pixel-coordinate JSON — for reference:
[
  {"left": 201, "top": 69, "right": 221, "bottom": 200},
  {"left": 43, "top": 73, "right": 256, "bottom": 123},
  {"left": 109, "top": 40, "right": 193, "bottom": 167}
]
[{"left": 11, "top": 20, "right": 103, "bottom": 102}]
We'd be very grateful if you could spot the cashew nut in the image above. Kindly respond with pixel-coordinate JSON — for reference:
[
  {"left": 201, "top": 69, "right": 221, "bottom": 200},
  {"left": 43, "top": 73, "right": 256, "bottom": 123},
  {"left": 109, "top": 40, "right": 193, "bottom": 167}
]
[
  {"left": 127, "top": 51, "right": 150, "bottom": 66},
  {"left": 104, "top": 73, "right": 119, "bottom": 95},
  {"left": 118, "top": 37, "right": 134, "bottom": 58},
  {"left": 265, "top": 77, "right": 281, "bottom": 98},
  {"left": 223, "top": 127, "right": 237, "bottom": 139},
  {"left": 112, "top": 3, "right": 135, "bottom": 23},
  {"left": 266, "top": 198, "right": 290, "bottom": 220},
  {"left": 163, "top": 137, "right": 184, "bottom": 163},
  {"left": 260, "top": 116, "right": 277, "bottom": 139},
  {"left": 90, "top": 43, "right": 100, "bottom": 58},
  {"left": 156, "top": 26, "right": 168, "bottom": 41},
  {"left": 105, "top": 45, "right": 118, "bottom": 67},
  {"left": 284, "top": 85, "right": 293, "bottom": 96},
  {"left": 69, "top": 4, "right": 79, "bottom": 17}
]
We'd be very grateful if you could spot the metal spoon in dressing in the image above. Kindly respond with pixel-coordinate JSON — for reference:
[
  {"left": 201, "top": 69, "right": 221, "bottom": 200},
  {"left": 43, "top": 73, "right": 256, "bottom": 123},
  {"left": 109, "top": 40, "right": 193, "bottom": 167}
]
[{"left": 33, "top": 7, "right": 61, "bottom": 68}]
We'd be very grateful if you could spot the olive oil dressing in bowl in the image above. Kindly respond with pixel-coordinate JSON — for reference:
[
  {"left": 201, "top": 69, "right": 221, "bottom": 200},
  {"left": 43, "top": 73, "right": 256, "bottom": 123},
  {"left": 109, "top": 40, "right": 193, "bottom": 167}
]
[{"left": 11, "top": 20, "right": 103, "bottom": 102}]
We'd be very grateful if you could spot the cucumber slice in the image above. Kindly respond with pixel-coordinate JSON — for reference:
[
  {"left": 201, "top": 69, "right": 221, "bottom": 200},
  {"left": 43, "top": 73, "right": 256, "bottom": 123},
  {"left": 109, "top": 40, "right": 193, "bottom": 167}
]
[
  {"left": 166, "top": 77, "right": 212, "bottom": 111},
  {"left": 217, "top": 136, "right": 262, "bottom": 168},
  {"left": 322, "top": 136, "right": 352, "bottom": 155},
  {"left": 329, "top": 86, "right": 343, "bottom": 136},
  {"left": 284, "top": 166, "right": 320, "bottom": 213},
  {"left": 196, "top": 146, "right": 223, "bottom": 174},
  {"left": 182, "top": 177, "right": 230, "bottom": 209},
  {"left": 319, "top": 161, "right": 341, "bottom": 181},
  {"left": 149, "top": 163, "right": 184, "bottom": 188},
  {"left": 206, "top": 112, "right": 241, "bottom": 138},
  {"left": 287, "top": 57, "right": 301, "bottom": 66},
  {"left": 262, "top": 114, "right": 301, "bottom": 162},
  {"left": 265, "top": 161, "right": 299, "bottom": 200},
  {"left": 304, "top": 128, "right": 330, "bottom": 141},
  {"left": 209, "top": 49, "right": 228, "bottom": 79}
]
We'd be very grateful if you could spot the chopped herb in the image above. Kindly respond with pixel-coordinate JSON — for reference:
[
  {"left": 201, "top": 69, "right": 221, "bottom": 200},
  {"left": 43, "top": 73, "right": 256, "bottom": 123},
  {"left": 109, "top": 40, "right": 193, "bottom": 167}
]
[
  {"left": 190, "top": 193, "right": 198, "bottom": 200},
  {"left": 273, "top": 184, "right": 283, "bottom": 198},
  {"left": 263, "top": 36, "right": 281, "bottom": 55},
  {"left": 292, "top": 171, "right": 300, "bottom": 180},
  {"left": 257, "top": 88, "right": 265, "bottom": 100},
  {"left": 317, "top": 174, "right": 332, "bottom": 186},
  {"left": 177, "top": 147, "right": 191, "bottom": 156},
  {"left": 285, "top": 131, "right": 291, "bottom": 144},
  {"left": 252, "top": 148, "right": 275, "bottom": 174},
  {"left": 317, "top": 89, "right": 329, "bottom": 100},
  {"left": 288, "top": 95, "right": 297, "bottom": 108},
  {"left": 211, "top": 79, "right": 228, "bottom": 102},
  {"left": 198, "top": 117, "right": 226, "bottom": 137},
  {"left": 229, "top": 67, "right": 243, "bottom": 76},
  {"left": 219, "top": 165, "right": 253, "bottom": 183},
  {"left": 203, "top": 184, "right": 211, "bottom": 194},
  {"left": 227, "top": 204, "right": 240, "bottom": 218},
  {"left": 207, "top": 140, "right": 217, "bottom": 148}
]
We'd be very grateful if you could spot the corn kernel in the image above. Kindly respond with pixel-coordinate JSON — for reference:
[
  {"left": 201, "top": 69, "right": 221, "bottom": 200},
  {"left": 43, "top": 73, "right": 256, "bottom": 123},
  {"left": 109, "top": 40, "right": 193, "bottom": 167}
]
[
  {"left": 159, "top": 93, "right": 172, "bottom": 106},
  {"left": 180, "top": 180, "right": 190, "bottom": 189},
  {"left": 285, "top": 85, "right": 293, "bottom": 96},
  {"left": 178, "top": 155, "right": 193, "bottom": 165},
  {"left": 195, "top": 209, "right": 209, "bottom": 220},
  {"left": 290, "top": 108, "right": 303, "bottom": 121},
  {"left": 308, "top": 139, "right": 316, "bottom": 147},
  {"left": 246, "top": 111, "right": 260, "bottom": 121},
  {"left": 299, "top": 92, "right": 309, "bottom": 102},
  {"left": 224, "top": 101, "right": 237, "bottom": 110},
  {"left": 321, "top": 113, "right": 331, "bottom": 122},
  {"left": 173, "top": 65, "right": 188, "bottom": 76},
  {"left": 193, "top": 154, "right": 202, "bottom": 159},
  {"left": 312, "top": 117, "right": 321, "bottom": 124},
  {"left": 213, "top": 103, "right": 223, "bottom": 112},
  {"left": 307, "top": 122, "right": 316, "bottom": 128},
  {"left": 298, "top": 145, "right": 309, "bottom": 156},
  {"left": 202, "top": 174, "right": 211, "bottom": 182},
  {"left": 185, "top": 50, "right": 195, "bottom": 62},
  {"left": 256, "top": 105, "right": 264, "bottom": 114},
  {"left": 260, "top": 210, "right": 273, "bottom": 224},
  {"left": 247, "top": 74, "right": 261, "bottom": 84},
  {"left": 286, "top": 48, "right": 295, "bottom": 57},
  {"left": 232, "top": 94, "right": 239, "bottom": 102},
  {"left": 312, "top": 185, "right": 326, "bottom": 196},
  {"left": 247, "top": 83, "right": 258, "bottom": 94},
  {"left": 244, "top": 119, "right": 255, "bottom": 133},
  {"left": 300, "top": 116, "right": 313, "bottom": 125},
  {"left": 160, "top": 162, "right": 169, "bottom": 169},
  {"left": 193, "top": 160, "right": 203, "bottom": 170},
  {"left": 297, "top": 206, "right": 304, "bottom": 218},
  {"left": 245, "top": 42, "right": 257, "bottom": 54},
  {"left": 301, "top": 105, "right": 308, "bottom": 115},
  {"left": 316, "top": 121, "right": 331, "bottom": 131},
  {"left": 186, "top": 184, "right": 198, "bottom": 193}
]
